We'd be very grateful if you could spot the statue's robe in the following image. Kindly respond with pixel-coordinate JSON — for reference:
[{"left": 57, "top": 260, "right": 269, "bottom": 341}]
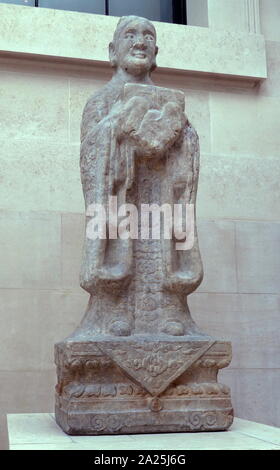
[{"left": 78, "top": 75, "right": 203, "bottom": 336}]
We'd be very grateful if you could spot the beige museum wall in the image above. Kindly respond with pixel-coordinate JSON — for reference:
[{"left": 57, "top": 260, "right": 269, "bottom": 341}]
[{"left": 0, "top": 1, "right": 279, "bottom": 449}]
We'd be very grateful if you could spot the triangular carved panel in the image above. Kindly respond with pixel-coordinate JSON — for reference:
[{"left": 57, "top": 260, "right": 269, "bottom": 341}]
[{"left": 98, "top": 339, "right": 216, "bottom": 396}]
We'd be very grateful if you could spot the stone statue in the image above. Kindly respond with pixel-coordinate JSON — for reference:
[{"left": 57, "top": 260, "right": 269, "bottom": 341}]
[{"left": 55, "top": 16, "right": 234, "bottom": 434}]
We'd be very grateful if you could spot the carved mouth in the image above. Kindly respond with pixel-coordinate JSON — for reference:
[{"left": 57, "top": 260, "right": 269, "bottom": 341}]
[{"left": 132, "top": 52, "right": 147, "bottom": 59}]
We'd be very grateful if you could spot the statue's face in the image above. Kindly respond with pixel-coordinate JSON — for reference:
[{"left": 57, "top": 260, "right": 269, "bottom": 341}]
[{"left": 113, "top": 19, "right": 158, "bottom": 76}]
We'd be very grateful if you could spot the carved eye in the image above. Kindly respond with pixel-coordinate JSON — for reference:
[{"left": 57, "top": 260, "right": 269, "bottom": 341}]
[
  {"left": 125, "top": 33, "right": 135, "bottom": 40},
  {"left": 145, "top": 34, "right": 154, "bottom": 41}
]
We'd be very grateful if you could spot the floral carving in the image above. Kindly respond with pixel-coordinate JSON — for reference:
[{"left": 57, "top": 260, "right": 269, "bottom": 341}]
[
  {"left": 99, "top": 340, "right": 216, "bottom": 396},
  {"left": 186, "top": 411, "right": 220, "bottom": 431},
  {"left": 118, "top": 385, "right": 134, "bottom": 396},
  {"left": 91, "top": 416, "right": 105, "bottom": 432},
  {"left": 64, "top": 356, "right": 113, "bottom": 371},
  {"left": 90, "top": 415, "right": 134, "bottom": 433},
  {"left": 87, "top": 409, "right": 232, "bottom": 433},
  {"left": 164, "top": 382, "right": 230, "bottom": 397},
  {"left": 127, "top": 352, "right": 170, "bottom": 377}
]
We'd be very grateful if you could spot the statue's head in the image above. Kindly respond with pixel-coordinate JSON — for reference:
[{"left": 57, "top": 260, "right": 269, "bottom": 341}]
[{"left": 109, "top": 16, "right": 158, "bottom": 76}]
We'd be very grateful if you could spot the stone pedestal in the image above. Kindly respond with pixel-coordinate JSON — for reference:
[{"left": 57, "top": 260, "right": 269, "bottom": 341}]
[{"left": 55, "top": 336, "right": 233, "bottom": 435}]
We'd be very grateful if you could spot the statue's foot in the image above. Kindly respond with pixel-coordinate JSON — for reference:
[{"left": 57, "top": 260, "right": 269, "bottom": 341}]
[
  {"left": 109, "top": 320, "right": 131, "bottom": 337},
  {"left": 161, "top": 321, "right": 185, "bottom": 336}
]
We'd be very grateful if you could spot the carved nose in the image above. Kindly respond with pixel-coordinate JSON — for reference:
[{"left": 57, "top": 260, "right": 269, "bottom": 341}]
[{"left": 133, "top": 40, "right": 147, "bottom": 50}]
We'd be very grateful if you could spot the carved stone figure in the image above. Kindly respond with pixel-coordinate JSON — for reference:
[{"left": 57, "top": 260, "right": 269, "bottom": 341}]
[{"left": 55, "top": 16, "right": 234, "bottom": 434}]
